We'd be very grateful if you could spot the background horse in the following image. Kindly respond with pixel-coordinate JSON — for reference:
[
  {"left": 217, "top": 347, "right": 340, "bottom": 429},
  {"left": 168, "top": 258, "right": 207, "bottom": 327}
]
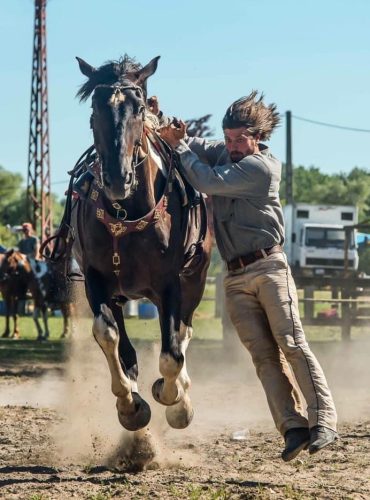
[
  {"left": 71, "top": 54, "right": 212, "bottom": 442},
  {"left": 0, "top": 249, "right": 72, "bottom": 339}
]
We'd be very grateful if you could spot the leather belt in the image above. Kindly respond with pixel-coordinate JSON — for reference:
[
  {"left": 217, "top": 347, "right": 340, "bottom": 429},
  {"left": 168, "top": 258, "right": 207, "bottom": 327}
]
[{"left": 226, "top": 244, "right": 283, "bottom": 271}]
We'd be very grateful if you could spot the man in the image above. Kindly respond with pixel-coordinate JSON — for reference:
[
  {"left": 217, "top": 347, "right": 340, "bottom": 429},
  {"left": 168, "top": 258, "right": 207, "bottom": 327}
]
[
  {"left": 18, "top": 223, "right": 39, "bottom": 260},
  {"left": 159, "top": 91, "right": 338, "bottom": 461}
]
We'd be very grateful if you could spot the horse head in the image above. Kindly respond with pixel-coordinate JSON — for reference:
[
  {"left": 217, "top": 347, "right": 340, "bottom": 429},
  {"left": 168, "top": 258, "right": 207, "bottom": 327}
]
[
  {"left": 76, "top": 54, "right": 160, "bottom": 201},
  {"left": 0, "top": 249, "right": 31, "bottom": 282}
]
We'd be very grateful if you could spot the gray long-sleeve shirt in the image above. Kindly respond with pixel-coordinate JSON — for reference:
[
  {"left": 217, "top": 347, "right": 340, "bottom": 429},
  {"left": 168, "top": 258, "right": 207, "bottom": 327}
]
[{"left": 175, "top": 137, "right": 285, "bottom": 261}]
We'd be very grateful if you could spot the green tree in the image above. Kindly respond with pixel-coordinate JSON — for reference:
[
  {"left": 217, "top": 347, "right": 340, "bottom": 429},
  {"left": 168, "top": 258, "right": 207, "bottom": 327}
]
[
  {"left": 0, "top": 164, "right": 66, "bottom": 244},
  {"left": 0, "top": 166, "right": 24, "bottom": 224},
  {"left": 280, "top": 165, "right": 370, "bottom": 221}
]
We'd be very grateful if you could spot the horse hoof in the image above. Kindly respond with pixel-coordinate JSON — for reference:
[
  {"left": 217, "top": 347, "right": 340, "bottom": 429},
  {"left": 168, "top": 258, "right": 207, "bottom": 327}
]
[
  {"left": 165, "top": 393, "right": 194, "bottom": 429},
  {"left": 1, "top": 332, "right": 10, "bottom": 338},
  {"left": 117, "top": 392, "right": 151, "bottom": 431},
  {"left": 152, "top": 378, "right": 184, "bottom": 406}
]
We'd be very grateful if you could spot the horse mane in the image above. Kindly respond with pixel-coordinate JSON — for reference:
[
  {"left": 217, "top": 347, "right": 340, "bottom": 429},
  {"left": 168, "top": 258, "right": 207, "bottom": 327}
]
[{"left": 77, "top": 54, "right": 143, "bottom": 102}]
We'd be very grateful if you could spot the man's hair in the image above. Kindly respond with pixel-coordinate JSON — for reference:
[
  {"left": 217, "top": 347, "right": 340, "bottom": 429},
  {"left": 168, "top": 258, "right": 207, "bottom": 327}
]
[{"left": 222, "top": 90, "right": 280, "bottom": 140}]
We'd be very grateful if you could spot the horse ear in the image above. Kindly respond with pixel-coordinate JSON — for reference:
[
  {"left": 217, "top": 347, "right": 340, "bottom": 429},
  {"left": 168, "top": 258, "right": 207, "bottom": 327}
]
[
  {"left": 76, "top": 56, "right": 96, "bottom": 78},
  {"left": 136, "top": 56, "right": 160, "bottom": 86}
]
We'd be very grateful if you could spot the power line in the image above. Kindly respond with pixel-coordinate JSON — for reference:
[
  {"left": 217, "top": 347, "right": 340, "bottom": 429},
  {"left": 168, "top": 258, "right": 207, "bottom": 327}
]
[
  {"left": 51, "top": 180, "right": 68, "bottom": 185},
  {"left": 292, "top": 114, "right": 370, "bottom": 133}
]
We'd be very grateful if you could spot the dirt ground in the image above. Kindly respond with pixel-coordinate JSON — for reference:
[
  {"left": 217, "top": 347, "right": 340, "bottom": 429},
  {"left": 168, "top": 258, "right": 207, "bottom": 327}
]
[{"left": 0, "top": 335, "right": 370, "bottom": 499}]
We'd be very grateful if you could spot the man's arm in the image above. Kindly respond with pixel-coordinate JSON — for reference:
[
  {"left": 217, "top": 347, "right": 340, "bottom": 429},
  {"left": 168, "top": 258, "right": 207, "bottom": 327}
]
[
  {"left": 158, "top": 120, "right": 271, "bottom": 198},
  {"left": 185, "top": 136, "right": 226, "bottom": 167},
  {"left": 159, "top": 122, "right": 225, "bottom": 166},
  {"left": 176, "top": 141, "right": 271, "bottom": 198}
]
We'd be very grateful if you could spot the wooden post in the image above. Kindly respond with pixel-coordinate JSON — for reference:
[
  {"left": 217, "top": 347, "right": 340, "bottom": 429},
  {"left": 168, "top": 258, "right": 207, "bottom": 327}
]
[
  {"left": 304, "top": 286, "right": 315, "bottom": 320},
  {"left": 341, "top": 290, "right": 351, "bottom": 341},
  {"left": 285, "top": 111, "right": 293, "bottom": 204},
  {"left": 215, "top": 273, "right": 223, "bottom": 318}
]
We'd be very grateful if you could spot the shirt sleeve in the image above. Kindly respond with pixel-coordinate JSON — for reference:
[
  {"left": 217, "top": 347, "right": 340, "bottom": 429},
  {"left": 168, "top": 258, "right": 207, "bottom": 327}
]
[
  {"left": 185, "top": 137, "right": 226, "bottom": 166},
  {"left": 176, "top": 141, "right": 271, "bottom": 198}
]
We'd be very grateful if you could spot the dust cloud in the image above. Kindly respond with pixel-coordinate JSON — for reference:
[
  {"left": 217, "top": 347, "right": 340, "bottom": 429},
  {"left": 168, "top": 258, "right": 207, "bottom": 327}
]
[
  {"left": 50, "top": 315, "right": 273, "bottom": 469},
  {"left": 310, "top": 337, "right": 370, "bottom": 422},
  {"left": 1, "top": 307, "right": 369, "bottom": 469}
]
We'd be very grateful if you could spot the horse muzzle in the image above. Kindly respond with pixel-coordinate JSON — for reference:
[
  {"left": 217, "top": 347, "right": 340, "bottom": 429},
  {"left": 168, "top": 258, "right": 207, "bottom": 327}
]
[{"left": 104, "top": 180, "right": 132, "bottom": 201}]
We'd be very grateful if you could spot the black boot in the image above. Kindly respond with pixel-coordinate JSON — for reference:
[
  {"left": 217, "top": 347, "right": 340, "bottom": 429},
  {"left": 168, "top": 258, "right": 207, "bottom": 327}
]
[
  {"left": 309, "top": 426, "right": 338, "bottom": 455},
  {"left": 281, "top": 427, "right": 310, "bottom": 462}
]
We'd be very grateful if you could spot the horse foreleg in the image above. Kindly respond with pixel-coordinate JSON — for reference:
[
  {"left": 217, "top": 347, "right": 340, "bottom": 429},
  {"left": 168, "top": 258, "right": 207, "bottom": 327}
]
[
  {"left": 60, "top": 302, "right": 72, "bottom": 338},
  {"left": 33, "top": 306, "right": 44, "bottom": 340},
  {"left": 41, "top": 305, "right": 50, "bottom": 339},
  {"left": 2, "top": 315, "right": 10, "bottom": 337},
  {"left": 165, "top": 322, "right": 194, "bottom": 429},
  {"left": 152, "top": 283, "right": 186, "bottom": 409},
  {"left": 2, "top": 299, "right": 11, "bottom": 338},
  {"left": 93, "top": 304, "right": 151, "bottom": 431},
  {"left": 13, "top": 304, "right": 20, "bottom": 339}
]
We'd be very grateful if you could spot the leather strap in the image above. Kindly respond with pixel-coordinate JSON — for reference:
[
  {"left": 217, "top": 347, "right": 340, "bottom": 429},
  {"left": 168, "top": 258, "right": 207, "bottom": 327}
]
[{"left": 227, "top": 245, "right": 283, "bottom": 271}]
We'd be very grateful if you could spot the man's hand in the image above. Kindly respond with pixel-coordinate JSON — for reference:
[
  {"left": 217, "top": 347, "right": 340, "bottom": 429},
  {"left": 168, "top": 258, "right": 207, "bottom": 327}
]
[{"left": 159, "top": 120, "right": 186, "bottom": 148}]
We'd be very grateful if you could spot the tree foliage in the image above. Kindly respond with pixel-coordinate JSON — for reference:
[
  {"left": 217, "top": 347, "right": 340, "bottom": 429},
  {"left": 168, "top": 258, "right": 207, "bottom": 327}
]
[
  {"left": 280, "top": 165, "right": 370, "bottom": 222},
  {"left": 0, "top": 165, "right": 66, "bottom": 247},
  {"left": 185, "top": 114, "right": 213, "bottom": 138}
]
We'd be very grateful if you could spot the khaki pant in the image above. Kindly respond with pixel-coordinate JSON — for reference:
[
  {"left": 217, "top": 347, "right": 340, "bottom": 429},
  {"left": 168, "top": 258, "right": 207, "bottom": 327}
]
[{"left": 224, "top": 252, "right": 337, "bottom": 435}]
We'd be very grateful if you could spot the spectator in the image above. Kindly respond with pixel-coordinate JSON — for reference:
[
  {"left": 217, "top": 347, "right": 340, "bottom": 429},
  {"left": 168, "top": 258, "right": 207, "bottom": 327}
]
[{"left": 18, "top": 222, "right": 40, "bottom": 260}]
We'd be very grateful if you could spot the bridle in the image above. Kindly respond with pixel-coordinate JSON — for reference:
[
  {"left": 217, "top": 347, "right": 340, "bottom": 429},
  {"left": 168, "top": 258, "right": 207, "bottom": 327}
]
[{"left": 91, "top": 82, "right": 148, "bottom": 193}]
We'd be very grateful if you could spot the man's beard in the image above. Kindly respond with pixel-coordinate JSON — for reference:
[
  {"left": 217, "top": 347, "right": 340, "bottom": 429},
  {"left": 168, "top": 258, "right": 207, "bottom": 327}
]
[{"left": 230, "top": 151, "right": 245, "bottom": 162}]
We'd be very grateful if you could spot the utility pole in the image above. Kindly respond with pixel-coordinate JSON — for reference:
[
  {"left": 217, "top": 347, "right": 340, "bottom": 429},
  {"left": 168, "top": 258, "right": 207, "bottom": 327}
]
[
  {"left": 285, "top": 110, "right": 293, "bottom": 204},
  {"left": 27, "top": 0, "right": 52, "bottom": 242}
]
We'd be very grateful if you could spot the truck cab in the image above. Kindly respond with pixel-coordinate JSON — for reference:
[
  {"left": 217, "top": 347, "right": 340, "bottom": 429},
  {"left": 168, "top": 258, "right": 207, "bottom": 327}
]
[
  {"left": 299, "top": 223, "right": 358, "bottom": 274},
  {"left": 283, "top": 204, "right": 359, "bottom": 276}
]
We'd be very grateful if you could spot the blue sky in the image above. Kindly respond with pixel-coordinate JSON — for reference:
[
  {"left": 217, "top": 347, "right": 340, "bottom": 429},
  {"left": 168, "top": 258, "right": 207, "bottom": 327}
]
[{"left": 1, "top": 0, "right": 370, "bottom": 198}]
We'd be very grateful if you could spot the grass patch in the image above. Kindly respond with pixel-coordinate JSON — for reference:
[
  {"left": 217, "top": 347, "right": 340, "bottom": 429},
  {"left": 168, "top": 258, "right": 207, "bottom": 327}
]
[
  {"left": 1, "top": 289, "right": 369, "bottom": 366},
  {"left": 0, "top": 338, "right": 66, "bottom": 365}
]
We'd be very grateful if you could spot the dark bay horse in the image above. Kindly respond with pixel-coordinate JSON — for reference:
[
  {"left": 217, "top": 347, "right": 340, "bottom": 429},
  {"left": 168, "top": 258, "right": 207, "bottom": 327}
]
[
  {"left": 0, "top": 249, "right": 72, "bottom": 339},
  {"left": 72, "top": 55, "right": 212, "bottom": 434}
]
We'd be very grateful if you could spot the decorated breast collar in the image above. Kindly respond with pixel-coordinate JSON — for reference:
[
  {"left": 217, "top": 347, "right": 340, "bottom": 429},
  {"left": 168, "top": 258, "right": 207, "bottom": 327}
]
[
  {"left": 89, "top": 181, "right": 168, "bottom": 238},
  {"left": 88, "top": 129, "right": 175, "bottom": 275}
]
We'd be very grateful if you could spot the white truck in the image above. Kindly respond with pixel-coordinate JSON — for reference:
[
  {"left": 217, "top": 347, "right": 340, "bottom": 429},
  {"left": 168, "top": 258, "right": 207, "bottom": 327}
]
[{"left": 283, "top": 203, "right": 359, "bottom": 275}]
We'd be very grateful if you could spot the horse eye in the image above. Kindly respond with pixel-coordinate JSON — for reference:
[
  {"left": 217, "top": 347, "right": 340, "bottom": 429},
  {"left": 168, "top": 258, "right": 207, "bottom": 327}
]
[{"left": 135, "top": 89, "right": 142, "bottom": 98}]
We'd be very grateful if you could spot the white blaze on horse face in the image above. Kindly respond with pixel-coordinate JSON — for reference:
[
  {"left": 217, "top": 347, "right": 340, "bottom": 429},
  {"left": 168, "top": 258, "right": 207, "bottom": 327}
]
[{"left": 109, "top": 91, "right": 126, "bottom": 106}]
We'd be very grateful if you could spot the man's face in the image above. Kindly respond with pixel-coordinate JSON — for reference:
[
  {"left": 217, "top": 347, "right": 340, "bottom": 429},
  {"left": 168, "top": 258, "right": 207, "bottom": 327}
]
[
  {"left": 224, "top": 127, "right": 260, "bottom": 162},
  {"left": 22, "top": 227, "right": 31, "bottom": 237}
]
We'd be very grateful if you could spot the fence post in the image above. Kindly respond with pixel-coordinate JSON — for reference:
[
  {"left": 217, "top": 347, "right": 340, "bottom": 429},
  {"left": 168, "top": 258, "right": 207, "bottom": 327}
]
[
  {"left": 215, "top": 273, "right": 223, "bottom": 318},
  {"left": 304, "top": 286, "right": 315, "bottom": 320},
  {"left": 341, "top": 291, "right": 352, "bottom": 341}
]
